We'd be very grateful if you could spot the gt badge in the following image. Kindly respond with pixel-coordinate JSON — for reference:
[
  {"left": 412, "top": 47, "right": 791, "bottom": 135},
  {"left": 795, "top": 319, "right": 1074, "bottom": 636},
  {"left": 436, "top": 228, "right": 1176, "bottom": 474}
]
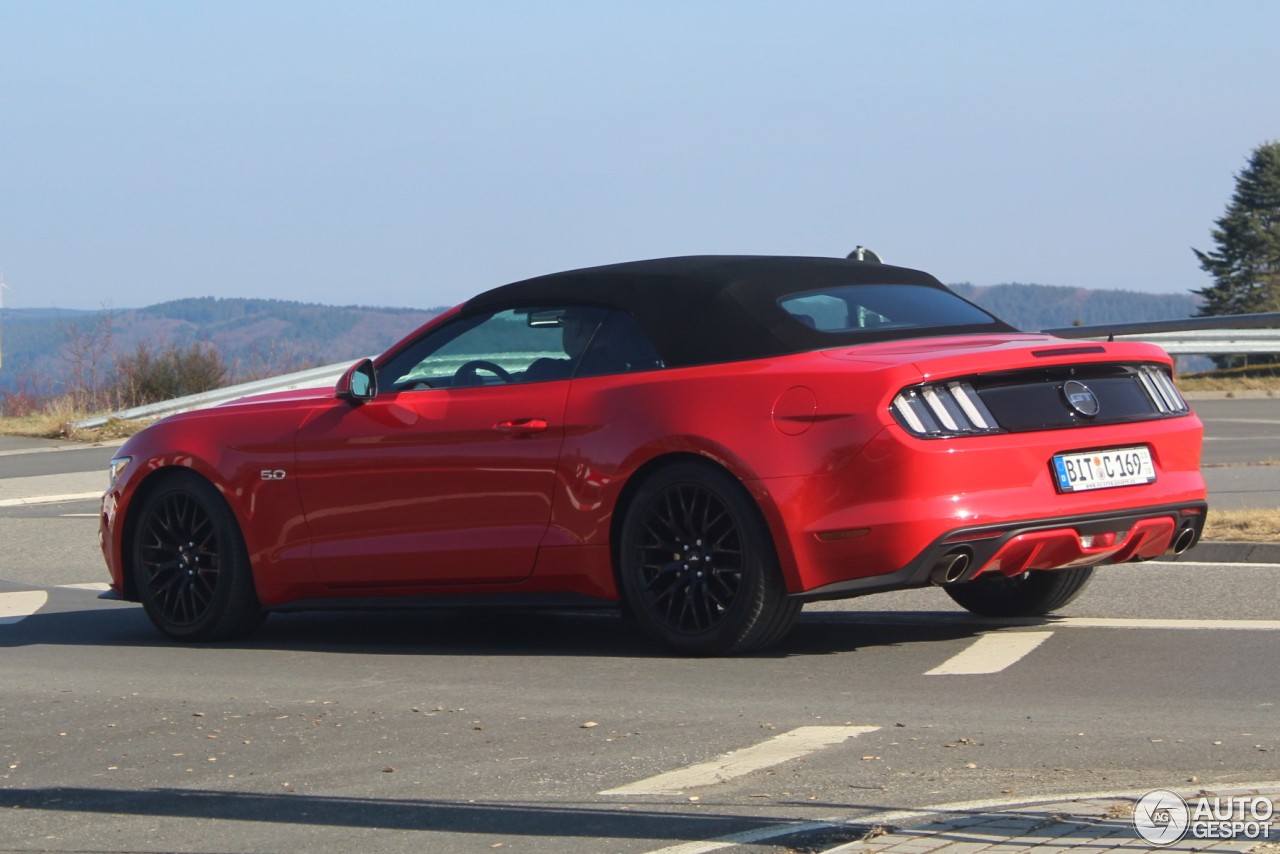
[{"left": 1062, "top": 380, "right": 1100, "bottom": 418}]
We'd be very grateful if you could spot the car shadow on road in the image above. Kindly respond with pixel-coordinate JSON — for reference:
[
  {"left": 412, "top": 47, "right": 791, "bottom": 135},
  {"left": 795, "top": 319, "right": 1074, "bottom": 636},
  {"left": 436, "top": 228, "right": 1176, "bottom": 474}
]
[
  {"left": 1, "top": 596, "right": 1018, "bottom": 658},
  {"left": 0, "top": 784, "right": 829, "bottom": 844},
  {"left": 0, "top": 785, "right": 1160, "bottom": 849}
]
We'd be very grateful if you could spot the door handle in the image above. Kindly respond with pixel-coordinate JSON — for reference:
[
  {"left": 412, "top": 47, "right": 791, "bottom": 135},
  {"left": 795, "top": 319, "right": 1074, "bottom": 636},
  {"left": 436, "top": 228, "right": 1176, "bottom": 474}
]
[{"left": 493, "top": 418, "right": 549, "bottom": 435}]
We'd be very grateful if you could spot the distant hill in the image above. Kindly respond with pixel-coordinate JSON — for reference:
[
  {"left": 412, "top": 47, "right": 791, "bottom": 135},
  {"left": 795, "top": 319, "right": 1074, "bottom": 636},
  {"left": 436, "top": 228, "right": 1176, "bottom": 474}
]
[
  {"left": 0, "top": 285, "right": 1202, "bottom": 397},
  {"left": 0, "top": 298, "right": 444, "bottom": 398},
  {"left": 949, "top": 282, "right": 1200, "bottom": 332}
]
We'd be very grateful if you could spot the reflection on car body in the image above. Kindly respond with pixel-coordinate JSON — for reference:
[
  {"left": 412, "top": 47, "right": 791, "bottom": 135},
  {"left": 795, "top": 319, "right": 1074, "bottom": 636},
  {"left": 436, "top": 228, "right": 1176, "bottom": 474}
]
[{"left": 100, "top": 255, "right": 1207, "bottom": 654}]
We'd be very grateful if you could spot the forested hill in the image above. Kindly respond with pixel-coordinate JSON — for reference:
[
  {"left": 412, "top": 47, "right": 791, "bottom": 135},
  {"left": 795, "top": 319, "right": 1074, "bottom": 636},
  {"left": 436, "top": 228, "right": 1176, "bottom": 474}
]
[
  {"left": 950, "top": 283, "right": 1200, "bottom": 331},
  {"left": 0, "top": 297, "right": 444, "bottom": 396},
  {"left": 0, "top": 286, "right": 1201, "bottom": 396}
]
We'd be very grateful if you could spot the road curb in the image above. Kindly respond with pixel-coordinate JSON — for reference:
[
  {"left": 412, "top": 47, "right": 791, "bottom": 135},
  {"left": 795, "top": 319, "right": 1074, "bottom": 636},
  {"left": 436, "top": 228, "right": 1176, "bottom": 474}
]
[
  {"left": 825, "top": 783, "right": 1280, "bottom": 853},
  {"left": 1188, "top": 540, "right": 1280, "bottom": 564}
]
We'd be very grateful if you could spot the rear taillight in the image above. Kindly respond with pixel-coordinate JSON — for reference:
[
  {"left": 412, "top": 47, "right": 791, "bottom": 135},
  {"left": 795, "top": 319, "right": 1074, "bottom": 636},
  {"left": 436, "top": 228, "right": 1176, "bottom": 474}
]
[
  {"left": 1135, "top": 365, "right": 1189, "bottom": 414},
  {"left": 891, "top": 382, "right": 1002, "bottom": 437}
]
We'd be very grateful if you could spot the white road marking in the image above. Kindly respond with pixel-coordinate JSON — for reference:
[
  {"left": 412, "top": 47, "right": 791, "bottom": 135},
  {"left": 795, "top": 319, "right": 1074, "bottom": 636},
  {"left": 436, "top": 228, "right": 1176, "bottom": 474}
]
[
  {"left": 1143, "top": 560, "right": 1280, "bottom": 569},
  {"left": 0, "top": 439, "right": 126, "bottom": 457},
  {"left": 914, "top": 615, "right": 1280, "bottom": 677},
  {"left": 57, "top": 582, "right": 111, "bottom": 591},
  {"left": 599, "top": 725, "right": 879, "bottom": 796},
  {"left": 60, "top": 513, "right": 100, "bottom": 518},
  {"left": 1055, "top": 616, "right": 1280, "bottom": 631},
  {"left": 925, "top": 631, "right": 1054, "bottom": 675},
  {"left": 0, "top": 591, "right": 49, "bottom": 624},
  {"left": 881, "top": 614, "right": 1280, "bottom": 677},
  {"left": 0, "top": 472, "right": 104, "bottom": 506},
  {"left": 0, "top": 491, "right": 101, "bottom": 507},
  {"left": 847, "top": 612, "right": 1280, "bottom": 631}
]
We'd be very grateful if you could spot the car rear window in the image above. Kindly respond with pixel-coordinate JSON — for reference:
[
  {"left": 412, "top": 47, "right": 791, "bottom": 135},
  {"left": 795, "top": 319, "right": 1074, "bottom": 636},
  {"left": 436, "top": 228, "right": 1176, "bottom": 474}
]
[{"left": 778, "top": 284, "right": 999, "bottom": 334}]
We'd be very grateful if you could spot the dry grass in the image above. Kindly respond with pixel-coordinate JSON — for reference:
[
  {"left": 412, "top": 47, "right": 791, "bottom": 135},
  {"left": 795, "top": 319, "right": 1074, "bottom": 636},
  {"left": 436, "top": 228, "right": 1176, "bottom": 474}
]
[
  {"left": 64, "top": 420, "right": 151, "bottom": 443},
  {"left": 0, "top": 412, "right": 73, "bottom": 439},
  {"left": 0, "top": 408, "right": 149, "bottom": 444},
  {"left": 1203, "top": 508, "right": 1280, "bottom": 543},
  {"left": 1177, "top": 373, "right": 1280, "bottom": 394},
  {"left": 0, "top": 395, "right": 88, "bottom": 439}
]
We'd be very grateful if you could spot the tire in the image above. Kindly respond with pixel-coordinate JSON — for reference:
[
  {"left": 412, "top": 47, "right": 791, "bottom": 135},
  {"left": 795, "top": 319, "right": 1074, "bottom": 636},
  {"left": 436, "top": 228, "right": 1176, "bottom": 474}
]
[
  {"left": 617, "top": 461, "right": 799, "bottom": 655},
  {"left": 130, "top": 472, "right": 262, "bottom": 642},
  {"left": 944, "top": 566, "right": 1095, "bottom": 618}
]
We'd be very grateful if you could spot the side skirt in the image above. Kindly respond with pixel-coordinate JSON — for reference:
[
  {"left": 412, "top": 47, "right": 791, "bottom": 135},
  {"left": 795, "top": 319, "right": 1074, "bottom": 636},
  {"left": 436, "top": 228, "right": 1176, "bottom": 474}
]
[{"left": 265, "top": 592, "right": 619, "bottom": 613}]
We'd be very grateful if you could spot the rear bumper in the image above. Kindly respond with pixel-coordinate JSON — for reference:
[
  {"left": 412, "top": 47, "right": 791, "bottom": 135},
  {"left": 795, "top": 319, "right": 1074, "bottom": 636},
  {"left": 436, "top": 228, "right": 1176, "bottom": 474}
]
[
  {"left": 792, "top": 501, "right": 1207, "bottom": 602},
  {"left": 758, "top": 411, "right": 1206, "bottom": 598}
]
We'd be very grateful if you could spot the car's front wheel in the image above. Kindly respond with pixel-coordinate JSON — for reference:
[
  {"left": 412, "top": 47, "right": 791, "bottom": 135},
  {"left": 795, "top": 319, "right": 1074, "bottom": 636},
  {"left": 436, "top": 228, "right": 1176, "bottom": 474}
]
[
  {"left": 944, "top": 566, "right": 1094, "bottom": 618},
  {"left": 130, "top": 472, "right": 262, "bottom": 642},
  {"left": 617, "top": 461, "right": 799, "bottom": 655}
]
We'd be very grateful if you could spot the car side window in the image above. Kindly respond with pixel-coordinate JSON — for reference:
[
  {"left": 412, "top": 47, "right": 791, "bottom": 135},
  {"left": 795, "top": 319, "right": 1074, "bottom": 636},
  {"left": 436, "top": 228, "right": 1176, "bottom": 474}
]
[
  {"left": 575, "top": 311, "right": 665, "bottom": 378},
  {"left": 379, "top": 306, "right": 610, "bottom": 390},
  {"left": 778, "top": 285, "right": 997, "bottom": 333}
]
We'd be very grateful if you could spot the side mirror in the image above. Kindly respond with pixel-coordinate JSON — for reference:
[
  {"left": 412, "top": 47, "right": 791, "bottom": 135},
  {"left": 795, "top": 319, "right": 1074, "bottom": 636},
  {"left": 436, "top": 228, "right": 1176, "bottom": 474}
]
[{"left": 335, "top": 358, "right": 378, "bottom": 403}]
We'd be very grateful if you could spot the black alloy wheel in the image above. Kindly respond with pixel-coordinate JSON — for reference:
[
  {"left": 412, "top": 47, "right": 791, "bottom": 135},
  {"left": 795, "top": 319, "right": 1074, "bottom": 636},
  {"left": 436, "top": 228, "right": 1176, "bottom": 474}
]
[
  {"left": 131, "top": 472, "right": 261, "bottom": 642},
  {"left": 619, "top": 461, "right": 799, "bottom": 655}
]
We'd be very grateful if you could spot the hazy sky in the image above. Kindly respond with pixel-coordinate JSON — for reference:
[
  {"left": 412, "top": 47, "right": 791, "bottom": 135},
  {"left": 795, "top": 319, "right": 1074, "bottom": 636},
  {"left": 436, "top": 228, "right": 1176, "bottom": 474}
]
[{"left": 2, "top": 1, "right": 1277, "bottom": 311}]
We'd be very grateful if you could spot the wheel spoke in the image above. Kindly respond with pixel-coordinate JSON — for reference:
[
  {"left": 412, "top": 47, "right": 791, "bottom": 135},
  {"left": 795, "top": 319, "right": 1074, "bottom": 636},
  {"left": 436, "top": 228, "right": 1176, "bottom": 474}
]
[
  {"left": 690, "top": 583, "right": 713, "bottom": 631},
  {"left": 705, "top": 572, "right": 734, "bottom": 608},
  {"left": 674, "top": 487, "right": 692, "bottom": 533}
]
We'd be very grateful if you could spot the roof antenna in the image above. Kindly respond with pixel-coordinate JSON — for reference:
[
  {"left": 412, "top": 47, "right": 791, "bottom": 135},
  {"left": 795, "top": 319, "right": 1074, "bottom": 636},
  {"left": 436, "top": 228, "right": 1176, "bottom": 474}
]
[{"left": 847, "top": 246, "right": 884, "bottom": 263}]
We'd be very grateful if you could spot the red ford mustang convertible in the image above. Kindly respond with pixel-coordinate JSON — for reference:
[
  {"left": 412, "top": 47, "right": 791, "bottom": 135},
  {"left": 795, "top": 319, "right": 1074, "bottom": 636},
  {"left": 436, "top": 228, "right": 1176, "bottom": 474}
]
[{"left": 100, "top": 256, "right": 1207, "bottom": 654}]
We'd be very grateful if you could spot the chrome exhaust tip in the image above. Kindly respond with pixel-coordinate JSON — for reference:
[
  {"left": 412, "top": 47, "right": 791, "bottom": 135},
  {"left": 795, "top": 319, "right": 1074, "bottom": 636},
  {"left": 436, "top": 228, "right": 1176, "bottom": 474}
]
[
  {"left": 1172, "top": 526, "right": 1198, "bottom": 555},
  {"left": 930, "top": 549, "right": 973, "bottom": 585}
]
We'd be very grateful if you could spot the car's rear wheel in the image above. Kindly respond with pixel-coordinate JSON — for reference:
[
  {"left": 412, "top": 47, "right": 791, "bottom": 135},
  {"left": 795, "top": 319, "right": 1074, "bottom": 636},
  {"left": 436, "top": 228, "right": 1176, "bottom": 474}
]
[
  {"left": 618, "top": 461, "right": 799, "bottom": 655},
  {"left": 944, "top": 566, "right": 1094, "bottom": 618},
  {"left": 131, "top": 472, "right": 261, "bottom": 642}
]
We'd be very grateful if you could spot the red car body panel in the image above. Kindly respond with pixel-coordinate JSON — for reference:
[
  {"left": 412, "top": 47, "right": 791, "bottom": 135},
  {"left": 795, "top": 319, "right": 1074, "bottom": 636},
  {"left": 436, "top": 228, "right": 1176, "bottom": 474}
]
[
  {"left": 99, "top": 256, "right": 1207, "bottom": 634},
  {"left": 292, "top": 380, "right": 570, "bottom": 588},
  {"left": 101, "top": 335, "right": 1204, "bottom": 602}
]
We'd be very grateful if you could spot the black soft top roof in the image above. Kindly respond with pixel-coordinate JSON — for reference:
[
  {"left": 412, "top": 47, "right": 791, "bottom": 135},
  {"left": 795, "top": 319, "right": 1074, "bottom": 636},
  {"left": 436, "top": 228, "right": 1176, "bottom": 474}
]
[{"left": 464, "top": 255, "right": 1009, "bottom": 368}]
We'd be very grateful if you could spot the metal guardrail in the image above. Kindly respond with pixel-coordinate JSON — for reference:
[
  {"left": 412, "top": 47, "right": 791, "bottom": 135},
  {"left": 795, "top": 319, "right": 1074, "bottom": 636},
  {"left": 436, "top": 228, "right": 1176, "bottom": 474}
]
[
  {"left": 1041, "top": 312, "right": 1280, "bottom": 354},
  {"left": 1082, "top": 329, "right": 1280, "bottom": 355},
  {"left": 71, "top": 352, "right": 558, "bottom": 429},
  {"left": 72, "top": 361, "right": 354, "bottom": 429},
  {"left": 1042, "top": 311, "right": 1280, "bottom": 337},
  {"left": 73, "top": 313, "right": 1280, "bottom": 429}
]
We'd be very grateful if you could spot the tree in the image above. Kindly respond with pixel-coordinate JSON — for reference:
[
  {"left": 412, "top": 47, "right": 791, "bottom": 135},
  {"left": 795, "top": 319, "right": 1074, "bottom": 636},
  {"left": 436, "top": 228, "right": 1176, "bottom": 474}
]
[
  {"left": 113, "top": 341, "right": 227, "bottom": 407},
  {"left": 58, "top": 309, "right": 115, "bottom": 411},
  {"left": 1193, "top": 142, "right": 1280, "bottom": 317}
]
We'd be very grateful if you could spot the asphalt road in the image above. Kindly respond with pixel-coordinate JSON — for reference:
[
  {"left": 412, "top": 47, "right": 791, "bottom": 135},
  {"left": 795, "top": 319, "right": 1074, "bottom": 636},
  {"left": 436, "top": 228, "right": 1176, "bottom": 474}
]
[
  {"left": 1194, "top": 395, "right": 1280, "bottom": 509},
  {"left": 0, "top": 397, "right": 1277, "bottom": 853}
]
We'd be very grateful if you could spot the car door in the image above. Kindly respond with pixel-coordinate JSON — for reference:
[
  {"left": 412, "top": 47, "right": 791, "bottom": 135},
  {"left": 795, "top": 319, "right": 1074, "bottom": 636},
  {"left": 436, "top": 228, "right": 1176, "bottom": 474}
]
[{"left": 292, "top": 306, "right": 604, "bottom": 588}]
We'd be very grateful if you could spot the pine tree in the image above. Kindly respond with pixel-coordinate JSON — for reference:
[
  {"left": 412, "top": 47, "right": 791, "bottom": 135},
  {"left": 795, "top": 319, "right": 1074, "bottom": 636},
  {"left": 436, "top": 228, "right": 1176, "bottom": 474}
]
[{"left": 1193, "top": 142, "right": 1280, "bottom": 317}]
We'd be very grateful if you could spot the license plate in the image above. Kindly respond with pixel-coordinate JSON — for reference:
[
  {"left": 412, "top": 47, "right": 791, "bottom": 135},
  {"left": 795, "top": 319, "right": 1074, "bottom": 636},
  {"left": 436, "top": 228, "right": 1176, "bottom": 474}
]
[{"left": 1051, "top": 446, "right": 1155, "bottom": 493}]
